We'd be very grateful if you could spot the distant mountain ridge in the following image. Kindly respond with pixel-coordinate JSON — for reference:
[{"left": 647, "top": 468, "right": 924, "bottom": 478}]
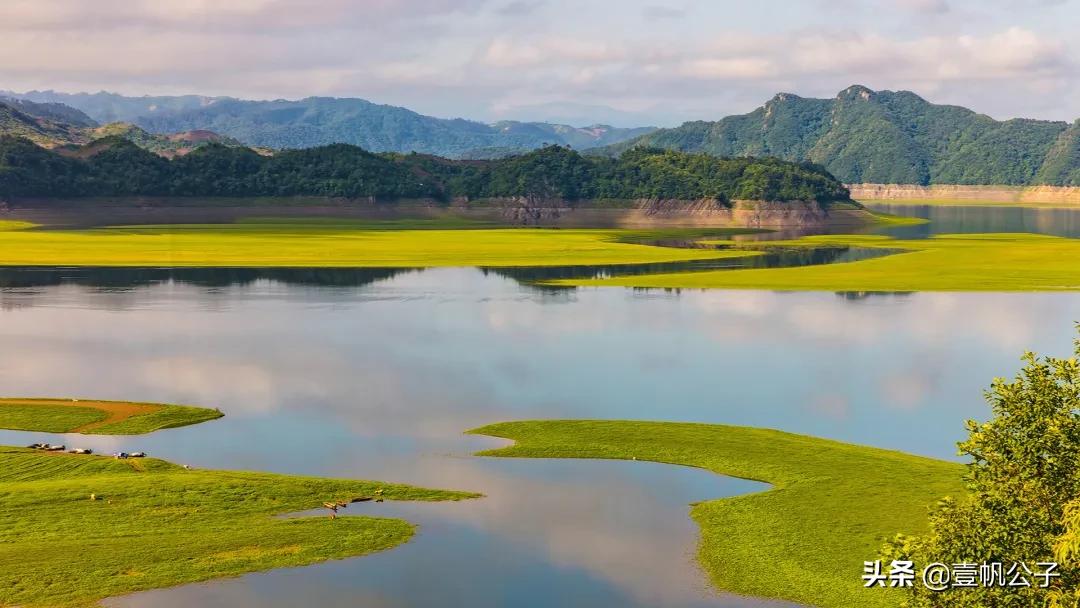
[
  {"left": 7, "top": 86, "right": 1080, "bottom": 186},
  {"left": 2, "top": 90, "right": 655, "bottom": 158},
  {"left": 605, "top": 85, "right": 1080, "bottom": 186},
  {"left": 0, "top": 97, "right": 247, "bottom": 158}
]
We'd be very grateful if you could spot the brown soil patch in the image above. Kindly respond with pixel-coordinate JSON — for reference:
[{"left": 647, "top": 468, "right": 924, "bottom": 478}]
[{"left": 0, "top": 398, "right": 162, "bottom": 432}]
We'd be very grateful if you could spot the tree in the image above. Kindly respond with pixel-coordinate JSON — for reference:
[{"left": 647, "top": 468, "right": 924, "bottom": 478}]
[{"left": 883, "top": 335, "right": 1080, "bottom": 607}]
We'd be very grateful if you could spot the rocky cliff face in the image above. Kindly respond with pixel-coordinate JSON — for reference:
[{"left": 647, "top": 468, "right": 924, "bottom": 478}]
[
  {"left": 849, "top": 184, "right": 1080, "bottom": 204},
  {"left": 482, "top": 197, "right": 857, "bottom": 227}
]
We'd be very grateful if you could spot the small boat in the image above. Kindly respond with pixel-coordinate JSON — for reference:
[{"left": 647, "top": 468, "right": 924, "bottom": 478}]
[
  {"left": 114, "top": 452, "right": 129, "bottom": 459},
  {"left": 27, "top": 443, "right": 45, "bottom": 450},
  {"left": 70, "top": 448, "right": 93, "bottom": 455},
  {"left": 129, "top": 452, "right": 147, "bottom": 458},
  {"left": 46, "top": 445, "right": 66, "bottom": 452}
]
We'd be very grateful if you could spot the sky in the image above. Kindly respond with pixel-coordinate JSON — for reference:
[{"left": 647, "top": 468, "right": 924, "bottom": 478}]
[{"left": 0, "top": 0, "right": 1077, "bottom": 127}]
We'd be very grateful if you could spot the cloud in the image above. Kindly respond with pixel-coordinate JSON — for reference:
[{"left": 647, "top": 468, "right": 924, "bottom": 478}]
[
  {"left": 642, "top": 5, "right": 686, "bottom": 18},
  {"left": 496, "top": 0, "right": 545, "bottom": 15},
  {"left": 0, "top": 0, "right": 1077, "bottom": 124},
  {"left": 0, "top": 0, "right": 489, "bottom": 32},
  {"left": 894, "top": 0, "right": 951, "bottom": 13}
]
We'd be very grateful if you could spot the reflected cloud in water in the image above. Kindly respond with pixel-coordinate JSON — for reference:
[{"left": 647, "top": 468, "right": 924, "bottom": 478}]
[{"left": 2, "top": 266, "right": 1078, "bottom": 606}]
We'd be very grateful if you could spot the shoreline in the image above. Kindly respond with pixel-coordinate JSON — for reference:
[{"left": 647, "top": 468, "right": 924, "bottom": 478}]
[
  {"left": 0, "top": 196, "right": 876, "bottom": 229},
  {"left": 850, "top": 184, "right": 1080, "bottom": 206}
]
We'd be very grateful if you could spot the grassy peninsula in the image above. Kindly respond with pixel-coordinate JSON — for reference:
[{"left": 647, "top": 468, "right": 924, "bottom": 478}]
[
  {"left": 0, "top": 447, "right": 478, "bottom": 607},
  {"left": 562, "top": 233, "right": 1080, "bottom": 291},
  {"left": 0, "top": 398, "right": 223, "bottom": 434},
  {"left": 470, "top": 420, "right": 965, "bottom": 608},
  {"left": 0, "top": 220, "right": 761, "bottom": 268}
]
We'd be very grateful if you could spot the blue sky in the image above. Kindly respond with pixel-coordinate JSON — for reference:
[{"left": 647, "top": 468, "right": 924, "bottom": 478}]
[{"left": 0, "top": 0, "right": 1076, "bottom": 126}]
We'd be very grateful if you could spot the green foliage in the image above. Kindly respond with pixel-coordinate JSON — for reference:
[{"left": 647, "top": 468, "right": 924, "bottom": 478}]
[
  {"left": 0, "top": 137, "right": 851, "bottom": 204},
  {"left": 610, "top": 86, "right": 1079, "bottom": 186},
  {"left": 1036, "top": 121, "right": 1080, "bottom": 187},
  {"left": 881, "top": 339, "right": 1080, "bottom": 607}
]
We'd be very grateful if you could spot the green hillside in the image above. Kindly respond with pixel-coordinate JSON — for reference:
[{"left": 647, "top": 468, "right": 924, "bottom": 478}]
[
  {"left": 0, "top": 98, "right": 249, "bottom": 158},
  {"left": 607, "top": 85, "right": 1078, "bottom": 186},
  {"left": 0, "top": 99, "right": 92, "bottom": 147},
  {"left": 0, "top": 137, "right": 850, "bottom": 203},
  {"left": 1035, "top": 120, "right": 1080, "bottom": 186}
]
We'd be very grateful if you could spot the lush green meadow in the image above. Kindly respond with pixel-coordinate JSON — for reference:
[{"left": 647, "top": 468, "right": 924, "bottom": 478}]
[
  {"left": 0, "top": 447, "right": 478, "bottom": 607},
  {"left": 563, "top": 233, "right": 1080, "bottom": 291},
  {"left": 0, "top": 220, "right": 758, "bottom": 268},
  {"left": 471, "top": 420, "right": 965, "bottom": 608},
  {"left": 0, "top": 398, "right": 223, "bottom": 434}
]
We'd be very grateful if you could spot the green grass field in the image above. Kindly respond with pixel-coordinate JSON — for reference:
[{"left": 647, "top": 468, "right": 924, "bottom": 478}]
[
  {"left": 3, "top": 217, "right": 1078, "bottom": 291},
  {"left": 561, "top": 233, "right": 1080, "bottom": 291},
  {"left": 0, "top": 220, "right": 759, "bottom": 268},
  {"left": 0, "top": 447, "right": 478, "bottom": 607},
  {"left": 0, "top": 398, "right": 224, "bottom": 435},
  {"left": 470, "top": 420, "right": 965, "bottom": 608}
]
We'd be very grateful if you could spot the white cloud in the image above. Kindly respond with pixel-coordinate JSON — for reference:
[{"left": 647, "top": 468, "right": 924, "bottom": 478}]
[{"left": 0, "top": 1, "right": 1076, "bottom": 124}]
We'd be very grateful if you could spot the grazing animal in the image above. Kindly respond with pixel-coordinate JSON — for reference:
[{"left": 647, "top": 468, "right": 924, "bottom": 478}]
[{"left": 322, "top": 501, "right": 349, "bottom": 519}]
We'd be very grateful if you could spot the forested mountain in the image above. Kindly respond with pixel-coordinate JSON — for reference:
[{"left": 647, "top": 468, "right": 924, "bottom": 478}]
[
  {"left": 0, "top": 90, "right": 218, "bottom": 124},
  {"left": 0, "top": 136, "right": 849, "bottom": 204},
  {"left": 605, "top": 86, "right": 1080, "bottom": 186},
  {"left": 0, "top": 98, "right": 96, "bottom": 147},
  {"left": 2, "top": 91, "right": 654, "bottom": 157},
  {"left": 0, "top": 97, "right": 248, "bottom": 157}
]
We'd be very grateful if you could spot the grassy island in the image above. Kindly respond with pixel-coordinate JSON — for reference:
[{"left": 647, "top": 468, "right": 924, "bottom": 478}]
[
  {"left": 0, "top": 447, "right": 478, "bottom": 607},
  {"left": 0, "top": 398, "right": 223, "bottom": 434},
  {"left": 561, "top": 233, "right": 1080, "bottom": 291},
  {"left": 470, "top": 420, "right": 965, "bottom": 608},
  {"left": 0, "top": 220, "right": 760, "bottom": 268}
]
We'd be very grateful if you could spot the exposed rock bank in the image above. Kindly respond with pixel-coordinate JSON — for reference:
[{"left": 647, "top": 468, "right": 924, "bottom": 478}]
[
  {"left": 2, "top": 196, "right": 874, "bottom": 229},
  {"left": 850, "top": 184, "right": 1080, "bottom": 204}
]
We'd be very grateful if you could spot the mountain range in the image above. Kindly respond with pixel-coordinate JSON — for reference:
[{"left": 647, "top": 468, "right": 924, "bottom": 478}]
[
  {"left": 1, "top": 90, "right": 654, "bottom": 158},
  {"left": 2, "top": 86, "right": 1079, "bottom": 186},
  {"left": 606, "top": 85, "right": 1080, "bottom": 186}
]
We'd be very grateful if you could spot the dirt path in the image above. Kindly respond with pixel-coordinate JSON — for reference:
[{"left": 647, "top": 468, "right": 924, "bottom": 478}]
[{"left": 0, "top": 398, "right": 162, "bottom": 432}]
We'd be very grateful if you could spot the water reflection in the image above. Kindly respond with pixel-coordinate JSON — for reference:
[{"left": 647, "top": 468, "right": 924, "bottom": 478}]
[
  {"left": 864, "top": 203, "right": 1080, "bottom": 239},
  {"left": 104, "top": 459, "right": 787, "bottom": 608},
  {"left": 483, "top": 246, "right": 897, "bottom": 285},
  {"left": 0, "top": 266, "right": 416, "bottom": 289},
  {"left": 0, "top": 244, "right": 897, "bottom": 303},
  {"left": 1, "top": 230, "right": 1078, "bottom": 606}
]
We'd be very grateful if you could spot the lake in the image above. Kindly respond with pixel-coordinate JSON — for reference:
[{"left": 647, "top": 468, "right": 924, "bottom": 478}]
[{"left": 1, "top": 203, "right": 1078, "bottom": 607}]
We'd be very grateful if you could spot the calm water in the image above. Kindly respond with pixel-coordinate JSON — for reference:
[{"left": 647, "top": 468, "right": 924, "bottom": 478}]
[
  {"left": 2, "top": 204, "right": 1079, "bottom": 607},
  {"left": 864, "top": 202, "right": 1080, "bottom": 238}
]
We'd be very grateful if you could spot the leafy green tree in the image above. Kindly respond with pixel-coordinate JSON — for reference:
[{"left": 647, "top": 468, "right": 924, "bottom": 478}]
[
  {"left": 883, "top": 337, "right": 1080, "bottom": 607},
  {"left": 0, "top": 136, "right": 851, "bottom": 204}
]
